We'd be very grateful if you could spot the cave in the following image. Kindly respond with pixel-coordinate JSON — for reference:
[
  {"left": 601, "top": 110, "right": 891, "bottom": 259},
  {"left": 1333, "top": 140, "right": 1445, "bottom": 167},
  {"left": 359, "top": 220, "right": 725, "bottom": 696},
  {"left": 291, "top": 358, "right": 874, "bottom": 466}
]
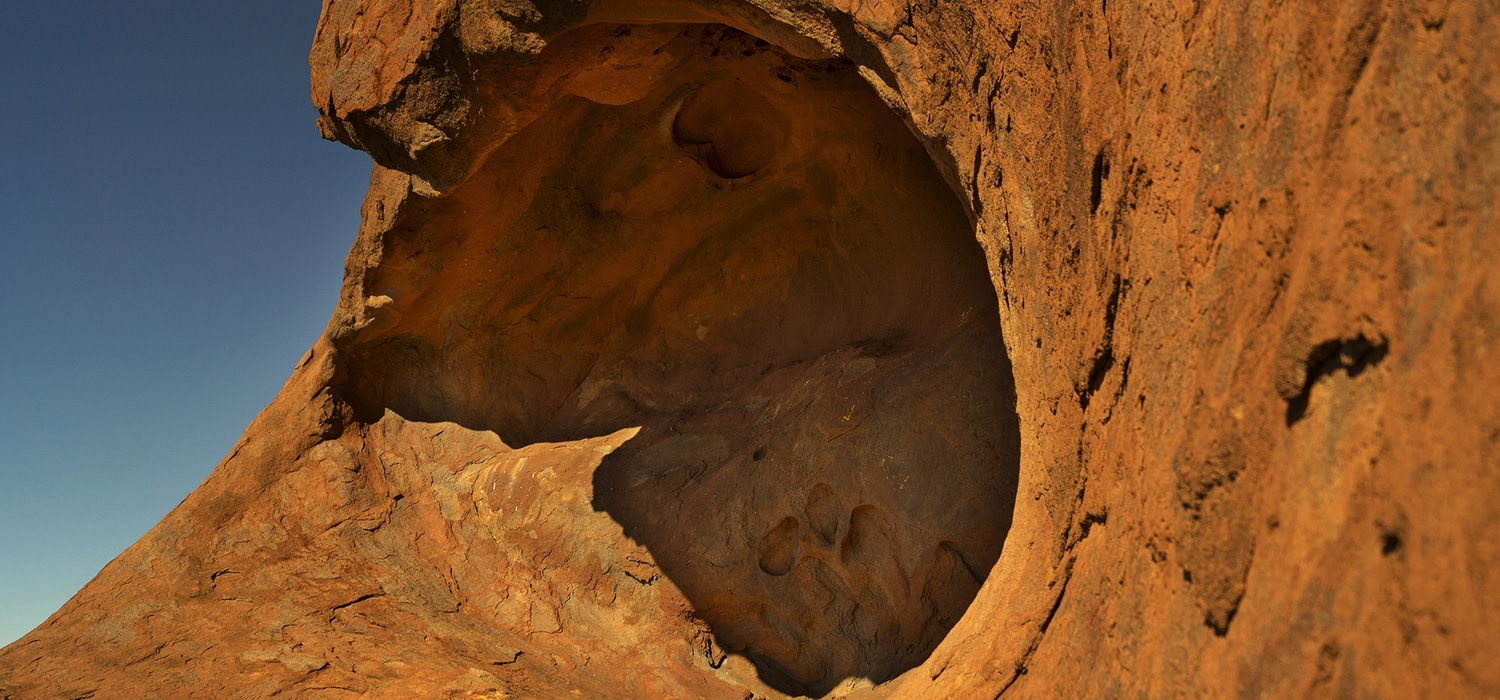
[
  {"left": 335, "top": 23, "right": 1020, "bottom": 697},
  {"left": 5, "top": 0, "right": 1489, "bottom": 697}
]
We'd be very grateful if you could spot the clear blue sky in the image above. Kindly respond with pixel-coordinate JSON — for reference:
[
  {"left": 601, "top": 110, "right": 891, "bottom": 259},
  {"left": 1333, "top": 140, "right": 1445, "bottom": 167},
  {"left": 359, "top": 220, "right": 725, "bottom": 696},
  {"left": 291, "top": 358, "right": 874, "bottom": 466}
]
[{"left": 0, "top": 2, "right": 370, "bottom": 646}]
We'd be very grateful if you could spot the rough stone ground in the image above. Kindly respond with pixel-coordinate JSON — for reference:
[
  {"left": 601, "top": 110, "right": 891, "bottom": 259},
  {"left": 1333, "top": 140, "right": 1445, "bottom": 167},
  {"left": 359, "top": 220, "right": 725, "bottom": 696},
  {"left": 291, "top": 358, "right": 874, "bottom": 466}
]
[{"left": 2, "top": 0, "right": 1497, "bottom": 698}]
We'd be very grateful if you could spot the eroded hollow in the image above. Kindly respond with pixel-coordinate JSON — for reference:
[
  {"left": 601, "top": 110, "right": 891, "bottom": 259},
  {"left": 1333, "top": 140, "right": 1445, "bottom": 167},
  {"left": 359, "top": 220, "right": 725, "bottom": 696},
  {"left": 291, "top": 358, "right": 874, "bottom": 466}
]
[{"left": 338, "top": 24, "right": 1019, "bottom": 697}]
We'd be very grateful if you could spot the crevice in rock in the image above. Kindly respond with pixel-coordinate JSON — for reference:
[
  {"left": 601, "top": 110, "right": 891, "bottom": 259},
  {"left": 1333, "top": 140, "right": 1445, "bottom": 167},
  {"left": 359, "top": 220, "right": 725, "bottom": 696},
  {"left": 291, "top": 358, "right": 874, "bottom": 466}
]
[{"left": 1284, "top": 333, "right": 1389, "bottom": 424}]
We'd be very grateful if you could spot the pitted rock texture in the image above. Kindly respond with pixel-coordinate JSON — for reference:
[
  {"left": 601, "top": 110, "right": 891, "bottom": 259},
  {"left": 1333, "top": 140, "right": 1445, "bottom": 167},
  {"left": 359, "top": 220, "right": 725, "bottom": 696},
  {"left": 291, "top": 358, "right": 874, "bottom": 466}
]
[{"left": 3, "top": 1, "right": 1499, "bottom": 699}]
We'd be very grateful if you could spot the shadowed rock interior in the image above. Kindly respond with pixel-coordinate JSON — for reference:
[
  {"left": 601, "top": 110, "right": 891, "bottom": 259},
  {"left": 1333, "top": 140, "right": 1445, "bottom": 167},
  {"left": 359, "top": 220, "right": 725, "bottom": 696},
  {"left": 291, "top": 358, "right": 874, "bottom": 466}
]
[{"left": 335, "top": 24, "right": 1020, "bottom": 696}]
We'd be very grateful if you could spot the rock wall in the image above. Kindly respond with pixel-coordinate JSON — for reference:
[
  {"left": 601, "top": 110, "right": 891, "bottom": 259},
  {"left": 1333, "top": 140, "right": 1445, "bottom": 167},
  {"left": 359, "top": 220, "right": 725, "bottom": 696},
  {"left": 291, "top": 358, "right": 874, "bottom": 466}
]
[{"left": 2, "top": 1, "right": 1497, "bottom": 698}]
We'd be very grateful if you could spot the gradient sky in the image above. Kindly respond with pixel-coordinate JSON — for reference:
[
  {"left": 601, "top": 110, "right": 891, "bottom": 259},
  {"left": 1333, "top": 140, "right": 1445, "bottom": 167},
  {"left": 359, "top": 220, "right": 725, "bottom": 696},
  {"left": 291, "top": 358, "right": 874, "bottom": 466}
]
[{"left": 0, "top": 2, "right": 370, "bottom": 646}]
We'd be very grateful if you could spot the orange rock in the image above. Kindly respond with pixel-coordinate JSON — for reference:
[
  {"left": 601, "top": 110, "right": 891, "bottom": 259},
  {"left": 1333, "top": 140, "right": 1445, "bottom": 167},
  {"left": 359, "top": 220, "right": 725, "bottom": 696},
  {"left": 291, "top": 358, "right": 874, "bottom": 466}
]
[{"left": 4, "top": 1, "right": 1498, "bottom": 699}]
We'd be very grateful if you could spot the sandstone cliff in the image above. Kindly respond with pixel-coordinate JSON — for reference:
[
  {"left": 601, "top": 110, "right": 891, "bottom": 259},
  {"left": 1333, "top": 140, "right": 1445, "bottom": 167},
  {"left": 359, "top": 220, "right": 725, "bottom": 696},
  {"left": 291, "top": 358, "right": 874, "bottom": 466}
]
[{"left": 2, "top": 0, "right": 1497, "bottom": 698}]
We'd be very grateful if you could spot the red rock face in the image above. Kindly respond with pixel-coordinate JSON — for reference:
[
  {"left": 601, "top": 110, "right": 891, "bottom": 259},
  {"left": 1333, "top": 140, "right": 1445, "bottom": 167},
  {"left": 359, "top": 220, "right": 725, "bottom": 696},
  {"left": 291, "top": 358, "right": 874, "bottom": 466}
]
[{"left": 3, "top": 1, "right": 1499, "bottom": 699}]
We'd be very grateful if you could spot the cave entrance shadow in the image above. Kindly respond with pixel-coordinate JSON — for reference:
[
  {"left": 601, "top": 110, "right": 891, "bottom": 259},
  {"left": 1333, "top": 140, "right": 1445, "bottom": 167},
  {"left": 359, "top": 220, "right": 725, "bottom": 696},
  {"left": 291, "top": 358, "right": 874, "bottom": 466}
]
[
  {"left": 335, "top": 22, "right": 1021, "bottom": 699},
  {"left": 585, "top": 331, "right": 1020, "bottom": 697}
]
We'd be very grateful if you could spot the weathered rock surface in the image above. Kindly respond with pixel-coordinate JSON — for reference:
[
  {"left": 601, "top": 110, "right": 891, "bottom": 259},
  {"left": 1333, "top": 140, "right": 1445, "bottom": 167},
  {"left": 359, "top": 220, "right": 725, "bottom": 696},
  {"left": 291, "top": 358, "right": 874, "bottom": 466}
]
[{"left": 3, "top": 0, "right": 1498, "bottom": 698}]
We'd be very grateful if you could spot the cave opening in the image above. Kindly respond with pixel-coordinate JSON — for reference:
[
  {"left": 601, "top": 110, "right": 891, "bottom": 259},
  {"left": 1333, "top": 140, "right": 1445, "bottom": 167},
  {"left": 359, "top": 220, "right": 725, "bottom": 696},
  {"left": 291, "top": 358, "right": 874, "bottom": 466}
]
[{"left": 337, "top": 23, "right": 1020, "bottom": 697}]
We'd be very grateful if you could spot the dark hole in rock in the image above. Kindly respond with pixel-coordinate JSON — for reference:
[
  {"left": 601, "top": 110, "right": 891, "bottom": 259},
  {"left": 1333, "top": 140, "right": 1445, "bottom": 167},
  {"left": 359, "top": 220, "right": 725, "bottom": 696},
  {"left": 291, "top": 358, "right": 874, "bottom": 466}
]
[
  {"left": 1381, "top": 530, "right": 1403, "bottom": 555},
  {"left": 337, "top": 23, "right": 1020, "bottom": 698}
]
